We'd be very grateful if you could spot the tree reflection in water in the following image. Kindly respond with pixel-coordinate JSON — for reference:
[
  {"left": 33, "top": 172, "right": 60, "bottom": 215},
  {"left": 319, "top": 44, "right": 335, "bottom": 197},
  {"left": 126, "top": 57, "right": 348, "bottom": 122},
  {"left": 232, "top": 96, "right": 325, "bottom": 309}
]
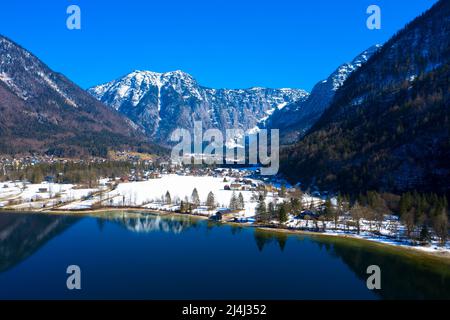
[
  {"left": 253, "top": 229, "right": 289, "bottom": 252},
  {"left": 308, "top": 236, "right": 450, "bottom": 300},
  {"left": 251, "top": 227, "right": 450, "bottom": 300}
]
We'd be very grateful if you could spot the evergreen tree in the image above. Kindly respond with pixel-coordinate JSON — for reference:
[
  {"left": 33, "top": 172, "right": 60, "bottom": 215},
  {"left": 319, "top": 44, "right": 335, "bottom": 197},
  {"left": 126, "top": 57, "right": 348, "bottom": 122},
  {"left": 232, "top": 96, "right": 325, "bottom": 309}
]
[
  {"left": 229, "top": 191, "right": 238, "bottom": 210},
  {"left": 165, "top": 191, "right": 172, "bottom": 205},
  {"left": 399, "top": 192, "right": 413, "bottom": 217},
  {"left": 278, "top": 203, "right": 288, "bottom": 223},
  {"left": 258, "top": 192, "right": 266, "bottom": 202},
  {"left": 31, "top": 167, "right": 44, "bottom": 184},
  {"left": 191, "top": 188, "right": 200, "bottom": 207},
  {"left": 419, "top": 225, "right": 431, "bottom": 243},
  {"left": 256, "top": 198, "right": 268, "bottom": 222},
  {"left": 206, "top": 191, "right": 216, "bottom": 210},
  {"left": 238, "top": 192, "right": 245, "bottom": 210}
]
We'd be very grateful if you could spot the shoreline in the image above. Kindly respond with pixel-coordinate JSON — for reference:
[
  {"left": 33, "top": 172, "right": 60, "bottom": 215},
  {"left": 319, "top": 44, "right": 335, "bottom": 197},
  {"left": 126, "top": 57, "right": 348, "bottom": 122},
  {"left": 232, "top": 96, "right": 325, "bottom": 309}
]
[
  {"left": 2, "top": 206, "right": 449, "bottom": 262},
  {"left": 256, "top": 226, "right": 450, "bottom": 263}
]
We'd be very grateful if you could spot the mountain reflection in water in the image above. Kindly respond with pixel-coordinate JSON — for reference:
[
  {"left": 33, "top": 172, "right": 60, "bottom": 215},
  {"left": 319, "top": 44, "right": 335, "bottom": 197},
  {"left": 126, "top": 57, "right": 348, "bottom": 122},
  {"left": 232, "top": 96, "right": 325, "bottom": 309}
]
[
  {"left": 0, "top": 213, "right": 80, "bottom": 273},
  {"left": 110, "top": 214, "right": 199, "bottom": 234}
]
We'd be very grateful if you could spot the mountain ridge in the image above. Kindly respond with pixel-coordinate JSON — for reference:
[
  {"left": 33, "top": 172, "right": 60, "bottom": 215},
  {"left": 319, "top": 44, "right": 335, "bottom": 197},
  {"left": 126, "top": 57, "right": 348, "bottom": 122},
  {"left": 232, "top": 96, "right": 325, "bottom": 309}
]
[
  {"left": 88, "top": 70, "right": 309, "bottom": 143},
  {"left": 280, "top": 0, "right": 450, "bottom": 195},
  {"left": 0, "top": 34, "right": 156, "bottom": 157},
  {"left": 262, "top": 45, "right": 381, "bottom": 144}
]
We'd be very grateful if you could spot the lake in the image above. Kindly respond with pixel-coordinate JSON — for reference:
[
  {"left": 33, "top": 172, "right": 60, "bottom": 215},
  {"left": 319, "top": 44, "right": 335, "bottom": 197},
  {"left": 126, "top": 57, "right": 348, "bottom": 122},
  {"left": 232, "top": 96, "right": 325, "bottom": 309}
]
[{"left": 0, "top": 212, "right": 449, "bottom": 300}]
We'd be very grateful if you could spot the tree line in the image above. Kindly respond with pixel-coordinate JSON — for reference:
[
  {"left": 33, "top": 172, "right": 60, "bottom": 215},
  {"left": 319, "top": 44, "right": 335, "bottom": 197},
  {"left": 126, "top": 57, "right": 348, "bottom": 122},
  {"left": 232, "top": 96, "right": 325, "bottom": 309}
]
[
  {"left": 254, "top": 189, "right": 449, "bottom": 246},
  {"left": 0, "top": 161, "right": 153, "bottom": 187}
]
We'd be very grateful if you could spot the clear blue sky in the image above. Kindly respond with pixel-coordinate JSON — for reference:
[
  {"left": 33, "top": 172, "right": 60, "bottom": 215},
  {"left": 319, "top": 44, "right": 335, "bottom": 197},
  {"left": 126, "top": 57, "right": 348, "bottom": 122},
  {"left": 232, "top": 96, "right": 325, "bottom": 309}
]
[{"left": 0, "top": 0, "right": 438, "bottom": 91}]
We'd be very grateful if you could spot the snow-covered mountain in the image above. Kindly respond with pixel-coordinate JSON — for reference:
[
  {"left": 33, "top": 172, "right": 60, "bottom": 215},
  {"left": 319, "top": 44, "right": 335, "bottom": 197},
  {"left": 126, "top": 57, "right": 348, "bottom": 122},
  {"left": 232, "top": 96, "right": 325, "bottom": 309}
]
[
  {"left": 0, "top": 35, "right": 148, "bottom": 156},
  {"left": 262, "top": 45, "right": 381, "bottom": 144},
  {"left": 88, "top": 70, "right": 308, "bottom": 143}
]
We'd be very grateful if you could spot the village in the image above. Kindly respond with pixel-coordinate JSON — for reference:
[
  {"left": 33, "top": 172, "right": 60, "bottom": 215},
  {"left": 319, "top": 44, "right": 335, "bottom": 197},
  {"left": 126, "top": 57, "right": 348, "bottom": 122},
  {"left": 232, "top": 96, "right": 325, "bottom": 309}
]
[{"left": 0, "top": 160, "right": 307, "bottom": 219}]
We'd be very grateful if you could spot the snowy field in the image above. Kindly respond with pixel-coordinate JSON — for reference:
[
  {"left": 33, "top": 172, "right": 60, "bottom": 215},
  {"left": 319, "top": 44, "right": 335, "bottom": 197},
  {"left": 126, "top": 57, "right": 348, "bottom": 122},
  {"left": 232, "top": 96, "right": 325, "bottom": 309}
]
[
  {"left": 100, "top": 174, "right": 282, "bottom": 217},
  {"left": 0, "top": 175, "right": 327, "bottom": 217},
  {"left": 0, "top": 181, "right": 97, "bottom": 210},
  {"left": 285, "top": 215, "right": 450, "bottom": 254}
]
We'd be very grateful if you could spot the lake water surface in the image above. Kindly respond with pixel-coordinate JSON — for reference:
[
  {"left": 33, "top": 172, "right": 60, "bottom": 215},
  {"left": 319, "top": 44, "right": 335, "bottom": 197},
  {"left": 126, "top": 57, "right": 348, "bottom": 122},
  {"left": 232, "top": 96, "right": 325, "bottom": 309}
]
[{"left": 0, "top": 212, "right": 449, "bottom": 299}]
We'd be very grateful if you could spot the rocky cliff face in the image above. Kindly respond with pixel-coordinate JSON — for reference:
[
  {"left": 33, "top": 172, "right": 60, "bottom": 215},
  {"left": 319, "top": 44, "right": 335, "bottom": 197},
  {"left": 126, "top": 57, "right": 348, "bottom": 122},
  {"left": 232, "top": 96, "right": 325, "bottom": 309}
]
[{"left": 89, "top": 70, "right": 308, "bottom": 144}]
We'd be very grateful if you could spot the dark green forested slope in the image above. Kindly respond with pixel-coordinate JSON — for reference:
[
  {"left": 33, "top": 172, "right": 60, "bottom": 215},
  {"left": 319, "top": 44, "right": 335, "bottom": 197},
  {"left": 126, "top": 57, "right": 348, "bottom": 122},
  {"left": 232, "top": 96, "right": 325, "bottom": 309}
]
[{"left": 281, "top": 0, "right": 450, "bottom": 195}]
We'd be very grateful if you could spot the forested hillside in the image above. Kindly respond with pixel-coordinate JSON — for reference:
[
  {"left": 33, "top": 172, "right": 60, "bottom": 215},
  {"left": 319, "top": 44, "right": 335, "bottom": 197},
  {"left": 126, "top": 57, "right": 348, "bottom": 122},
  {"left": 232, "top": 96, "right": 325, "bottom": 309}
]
[{"left": 281, "top": 0, "right": 450, "bottom": 195}]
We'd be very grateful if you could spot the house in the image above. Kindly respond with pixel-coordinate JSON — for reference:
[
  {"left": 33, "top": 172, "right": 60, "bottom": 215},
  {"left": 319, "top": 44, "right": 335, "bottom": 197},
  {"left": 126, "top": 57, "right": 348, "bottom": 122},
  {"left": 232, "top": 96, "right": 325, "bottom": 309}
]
[
  {"left": 210, "top": 212, "right": 223, "bottom": 221},
  {"left": 149, "top": 172, "right": 161, "bottom": 179},
  {"left": 230, "top": 183, "right": 243, "bottom": 190},
  {"left": 241, "top": 185, "right": 252, "bottom": 191},
  {"left": 297, "top": 210, "right": 319, "bottom": 219},
  {"left": 210, "top": 208, "right": 233, "bottom": 221}
]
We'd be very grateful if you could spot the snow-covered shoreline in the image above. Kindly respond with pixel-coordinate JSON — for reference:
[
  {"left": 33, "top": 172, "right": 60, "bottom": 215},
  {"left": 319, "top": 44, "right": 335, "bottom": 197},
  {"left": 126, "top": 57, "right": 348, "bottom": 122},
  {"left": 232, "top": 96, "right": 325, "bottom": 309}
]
[
  {"left": 4, "top": 206, "right": 449, "bottom": 260},
  {"left": 259, "top": 225, "right": 450, "bottom": 258},
  {"left": 1, "top": 172, "right": 449, "bottom": 258}
]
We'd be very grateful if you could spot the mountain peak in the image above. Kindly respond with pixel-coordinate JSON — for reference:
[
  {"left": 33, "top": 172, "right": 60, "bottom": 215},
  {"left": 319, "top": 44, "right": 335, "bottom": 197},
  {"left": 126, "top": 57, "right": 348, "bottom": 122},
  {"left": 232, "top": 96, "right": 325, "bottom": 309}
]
[
  {"left": 261, "top": 44, "right": 380, "bottom": 144},
  {"left": 89, "top": 70, "right": 308, "bottom": 142}
]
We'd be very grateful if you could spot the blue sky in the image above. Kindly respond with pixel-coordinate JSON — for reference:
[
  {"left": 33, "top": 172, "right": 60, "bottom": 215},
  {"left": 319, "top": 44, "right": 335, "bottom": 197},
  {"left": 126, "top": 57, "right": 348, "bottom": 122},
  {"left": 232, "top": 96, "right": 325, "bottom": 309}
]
[{"left": 0, "top": 0, "right": 438, "bottom": 91}]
